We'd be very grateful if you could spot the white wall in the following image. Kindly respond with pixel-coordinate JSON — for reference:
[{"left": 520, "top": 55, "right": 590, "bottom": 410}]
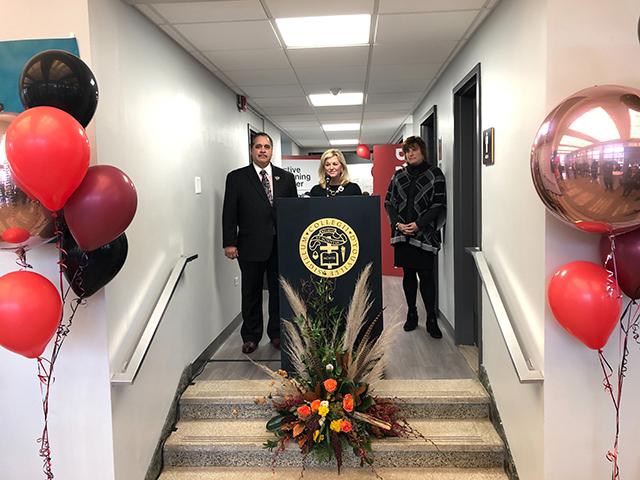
[
  {"left": 409, "top": 1, "right": 547, "bottom": 479},
  {"left": 0, "top": 2, "right": 115, "bottom": 480},
  {"left": 544, "top": 1, "right": 640, "bottom": 478},
  {"left": 86, "top": 0, "right": 283, "bottom": 478}
]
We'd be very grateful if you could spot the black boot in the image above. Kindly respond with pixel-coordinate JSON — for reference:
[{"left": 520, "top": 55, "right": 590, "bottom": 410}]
[
  {"left": 426, "top": 316, "right": 442, "bottom": 339},
  {"left": 403, "top": 307, "right": 418, "bottom": 331}
]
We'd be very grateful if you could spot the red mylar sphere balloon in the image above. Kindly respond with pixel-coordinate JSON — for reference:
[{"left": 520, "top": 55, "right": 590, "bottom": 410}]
[
  {"left": 5, "top": 106, "right": 90, "bottom": 211},
  {"left": 0, "top": 271, "right": 62, "bottom": 358},
  {"left": 599, "top": 229, "right": 640, "bottom": 299},
  {"left": 356, "top": 144, "right": 370, "bottom": 159},
  {"left": 65, "top": 165, "right": 137, "bottom": 251},
  {"left": 548, "top": 261, "right": 621, "bottom": 350}
]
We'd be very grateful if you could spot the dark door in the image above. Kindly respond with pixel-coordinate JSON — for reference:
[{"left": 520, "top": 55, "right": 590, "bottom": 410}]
[
  {"left": 420, "top": 107, "right": 440, "bottom": 320},
  {"left": 453, "top": 65, "right": 482, "bottom": 348}
]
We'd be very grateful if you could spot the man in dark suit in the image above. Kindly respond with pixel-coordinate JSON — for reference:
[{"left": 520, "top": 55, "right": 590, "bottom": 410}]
[{"left": 222, "top": 132, "right": 298, "bottom": 354}]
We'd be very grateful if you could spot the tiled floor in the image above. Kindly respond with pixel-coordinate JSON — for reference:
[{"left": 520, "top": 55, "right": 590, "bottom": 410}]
[{"left": 196, "top": 275, "right": 476, "bottom": 381}]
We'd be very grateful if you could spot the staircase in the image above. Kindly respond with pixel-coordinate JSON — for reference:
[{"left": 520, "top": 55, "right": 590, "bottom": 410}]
[{"left": 159, "top": 378, "right": 509, "bottom": 479}]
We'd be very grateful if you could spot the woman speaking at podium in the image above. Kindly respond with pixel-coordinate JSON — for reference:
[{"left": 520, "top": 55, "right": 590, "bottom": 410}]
[
  {"left": 309, "top": 149, "right": 362, "bottom": 197},
  {"left": 385, "top": 136, "right": 446, "bottom": 339}
]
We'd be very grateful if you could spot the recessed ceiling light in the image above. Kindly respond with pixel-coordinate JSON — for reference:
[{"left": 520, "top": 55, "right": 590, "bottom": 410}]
[
  {"left": 323, "top": 123, "right": 361, "bottom": 132},
  {"left": 330, "top": 139, "right": 359, "bottom": 146},
  {"left": 309, "top": 92, "right": 364, "bottom": 107},
  {"left": 276, "top": 14, "right": 370, "bottom": 49}
]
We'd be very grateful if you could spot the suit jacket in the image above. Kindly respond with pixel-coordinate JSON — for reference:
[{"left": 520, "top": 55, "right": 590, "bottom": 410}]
[{"left": 222, "top": 164, "right": 298, "bottom": 261}]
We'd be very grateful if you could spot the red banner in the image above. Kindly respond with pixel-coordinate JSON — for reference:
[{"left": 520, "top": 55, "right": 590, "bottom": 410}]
[{"left": 372, "top": 144, "right": 405, "bottom": 276}]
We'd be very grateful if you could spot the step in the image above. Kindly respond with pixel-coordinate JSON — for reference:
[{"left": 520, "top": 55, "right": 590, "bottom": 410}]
[
  {"left": 159, "top": 467, "right": 509, "bottom": 479},
  {"left": 164, "top": 418, "right": 504, "bottom": 469},
  {"left": 180, "top": 379, "right": 490, "bottom": 420}
]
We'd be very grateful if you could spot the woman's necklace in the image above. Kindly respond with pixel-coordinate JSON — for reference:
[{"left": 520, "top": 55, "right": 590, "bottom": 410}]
[{"left": 327, "top": 184, "right": 344, "bottom": 196}]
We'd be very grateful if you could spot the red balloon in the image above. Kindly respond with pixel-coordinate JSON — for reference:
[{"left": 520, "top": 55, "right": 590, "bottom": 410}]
[
  {"left": 599, "top": 229, "right": 640, "bottom": 299},
  {"left": 548, "top": 261, "right": 621, "bottom": 350},
  {"left": 64, "top": 165, "right": 137, "bottom": 251},
  {"left": 5, "top": 106, "right": 90, "bottom": 211},
  {"left": 0, "top": 271, "right": 62, "bottom": 358},
  {"left": 356, "top": 144, "right": 370, "bottom": 159}
]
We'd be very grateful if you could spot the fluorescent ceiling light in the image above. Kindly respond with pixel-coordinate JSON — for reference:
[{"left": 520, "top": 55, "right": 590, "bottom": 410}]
[
  {"left": 276, "top": 14, "right": 370, "bottom": 49},
  {"left": 323, "top": 123, "right": 360, "bottom": 132},
  {"left": 330, "top": 139, "right": 359, "bottom": 146},
  {"left": 309, "top": 92, "right": 363, "bottom": 107}
]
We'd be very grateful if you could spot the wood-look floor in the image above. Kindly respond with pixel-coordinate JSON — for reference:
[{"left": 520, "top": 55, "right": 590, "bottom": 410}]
[{"left": 197, "top": 275, "right": 476, "bottom": 381}]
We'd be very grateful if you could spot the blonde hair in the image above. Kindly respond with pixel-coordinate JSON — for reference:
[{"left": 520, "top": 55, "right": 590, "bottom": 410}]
[{"left": 318, "top": 149, "right": 350, "bottom": 188}]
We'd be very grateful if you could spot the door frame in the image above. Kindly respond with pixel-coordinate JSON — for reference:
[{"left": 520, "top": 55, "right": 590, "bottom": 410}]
[{"left": 452, "top": 63, "right": 482, "bottom": 349}]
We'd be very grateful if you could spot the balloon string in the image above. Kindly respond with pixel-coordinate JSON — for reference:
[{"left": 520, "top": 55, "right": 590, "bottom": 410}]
[{"left": 35, "top": 214, "right": 85, "bottom": 479}]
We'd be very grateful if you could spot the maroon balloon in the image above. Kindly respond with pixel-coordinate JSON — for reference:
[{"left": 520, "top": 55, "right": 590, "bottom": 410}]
[
  {"left": 599, "top": 228, "right": 640, "bottom": 299},
  {"left": 64, "top": 165, "right": 137, "bottom": 251}
]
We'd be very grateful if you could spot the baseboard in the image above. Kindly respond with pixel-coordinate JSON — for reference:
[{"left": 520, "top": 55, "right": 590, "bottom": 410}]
[
  {"left": 438, "top": 308, "right": 454, "bottom": 336},
  {"left": 478, "top": 366, "right": 520, "bottom": 480},
  {"left": 144, "top": 313, "right": 243, "bottom": 480}
]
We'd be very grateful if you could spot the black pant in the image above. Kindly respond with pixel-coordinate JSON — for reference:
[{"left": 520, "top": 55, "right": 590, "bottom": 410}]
[
  {"left": 238, "top": 238, "right": 280, "bottom": 343},
  {"left": 402, "top": 266, "right": 437, "bottom": 320}
]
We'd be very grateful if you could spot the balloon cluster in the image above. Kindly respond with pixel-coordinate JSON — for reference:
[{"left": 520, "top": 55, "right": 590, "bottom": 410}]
[
  {"left": 532, "top": 84, "right": 640, "bottom": 349},
  {"left": 0, "top": 50, "right": 137, "bottom": 360},
  {"left": 532, "top": 85, "right": 640, "bottom": 479}
]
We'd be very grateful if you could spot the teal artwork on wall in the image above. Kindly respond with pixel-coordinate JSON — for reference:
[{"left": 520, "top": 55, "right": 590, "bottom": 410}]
[{"left": 0, "top": 37, "right": 79, "bottom": 113}]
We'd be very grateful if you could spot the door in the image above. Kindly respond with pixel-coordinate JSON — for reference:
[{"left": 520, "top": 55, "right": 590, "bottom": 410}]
[{"left": 453, "top": 65, "right": 482, "bottom": 349}]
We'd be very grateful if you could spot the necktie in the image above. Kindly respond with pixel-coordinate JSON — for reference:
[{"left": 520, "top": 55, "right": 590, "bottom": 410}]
[{"left": 260, "top": 170, "right": 273, "bottom": 205}]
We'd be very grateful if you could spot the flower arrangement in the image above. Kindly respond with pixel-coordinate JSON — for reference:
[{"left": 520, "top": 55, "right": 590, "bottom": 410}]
[{"left": 256, "top": 264, "right": 426, "bottom": 473}]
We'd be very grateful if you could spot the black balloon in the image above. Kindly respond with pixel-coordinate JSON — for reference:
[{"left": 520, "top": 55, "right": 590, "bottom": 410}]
[
  {"left": 62, "top": 229, "right": 128, "bottom": 298},
  {"left": 20, "top": 50, "right": 98, "bottom": 127}
]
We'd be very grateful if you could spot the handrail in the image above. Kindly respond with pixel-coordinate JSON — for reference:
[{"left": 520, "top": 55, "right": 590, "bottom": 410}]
[
  {"left": 111, "top": 253, "right": 198, "bottom": 385},
  {"left": 466, "top": 247, "right": 543, "bottom": 383}
]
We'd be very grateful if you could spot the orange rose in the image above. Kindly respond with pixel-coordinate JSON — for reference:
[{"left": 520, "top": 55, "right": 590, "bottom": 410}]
[
  {"left": 342, "top": 394, "right": 354, "bottom": 412},
  {"left": 324, "top": 378, "right": 337, "bottom": 393},
  {"left": 297, "top": 405, "right": 311, "bottom": 418},
  {"left": 311, "top": 399, "right": 321, "bottom": 413},
  {"left": 341, "top": 419, "right": 352, "bottom": 433}
]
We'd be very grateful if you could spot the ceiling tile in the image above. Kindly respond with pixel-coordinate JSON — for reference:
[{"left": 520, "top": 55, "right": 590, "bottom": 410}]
[
  {"left": 265, "top": 0, "right": 374, "bottom": 18},
  {"left": 204, "top": 48, "right": 288, "bottom": 70},
  {"left": 154, "top": 1, "right": 266, "bottom": 23},
  {"left": 302, "top": 82, "right": 364, "bottom": 95},
  {"left": 288, "top": 46, "right": 369, "bottom": 69},
  {"left": 370, "top": 63, "right": 440, "bottom": 82},
  {"left": 252, "top": 96, "right": 309, "bottom": 107},
  {"left": 136, "top": 5, "right": 166, "bottom": 24},
  {"left": 360, "top": 134, "right": 394, "bottom": 144},
  {"left": 376, "top": 11, "right": 479, "bottom": 43},
  {"left": 223, "top": 67, "right": 297, "bottom": 86},
  {"left": 379, "top": 0, "right": 486, "bottom": 14},
  {"left": 270, "top": 114, "right": 319, "bottom": 123},
  {"left": 159, "top": 24, "right": 197, "bottom": 51},
  {"left": 372, "top": 40, "right": 458, "bottom": 65},
  {"left": 243, "top": 84, "right": 304, "bottom": 97},
  {"left": 316, "top": 112, "right": 362, "bottom": 122},
  {"left": 259, "top": 105, "right": 315, "bottom": 115},
  {"left": 314, "top": 105, "right": 363, "bottom": 115},
  {"left": 368, "top": 77, "right": 435, "bottom": 93},
  {"left": 366, "top": 92, "right": 422, "bottom": 104},
  {"left": 276, "top": 121, "right": 321, "bottom": 128},
  {"left": 296, "top": 66, "right": 366, "bottom": 84},
  {"left": 174, "top": 20, "right": 280, "bottom": 50},
  {"left": 365, "top": 102, "right": 416, "bottom": 112},
  {"left": 364, "top": 111, "right": 409, "bottom": 120}
]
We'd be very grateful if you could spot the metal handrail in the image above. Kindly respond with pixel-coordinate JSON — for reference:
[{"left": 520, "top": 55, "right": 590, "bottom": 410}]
[
  {"left": 466, "top": 247, "right": 543, "bottom": 383},
  {"left": 111, "top": 253, "right": 198, "bottom": 385}
]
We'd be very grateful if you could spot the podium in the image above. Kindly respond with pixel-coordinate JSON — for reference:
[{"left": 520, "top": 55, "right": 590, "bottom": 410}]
[{"left": 276, "top": 196, "right": 383, "bottom": 373}]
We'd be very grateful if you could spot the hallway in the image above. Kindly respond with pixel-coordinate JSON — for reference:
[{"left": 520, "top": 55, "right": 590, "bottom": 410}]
[{"left": 196, "top": 275, "right": 476, "bottom": 381}]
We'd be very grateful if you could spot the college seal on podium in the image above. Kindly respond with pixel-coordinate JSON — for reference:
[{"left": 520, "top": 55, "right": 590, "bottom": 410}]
[{"left": 299, "top": 218, "right": 359, "bottom": 278}]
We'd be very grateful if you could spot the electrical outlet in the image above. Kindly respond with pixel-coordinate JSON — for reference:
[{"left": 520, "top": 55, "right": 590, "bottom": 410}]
[
  {"left": 234, "top": 276, "right": 239, "bottom": 286},
  {"left": 194, "top": 176, "right": 202, "bottom": 194}
]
